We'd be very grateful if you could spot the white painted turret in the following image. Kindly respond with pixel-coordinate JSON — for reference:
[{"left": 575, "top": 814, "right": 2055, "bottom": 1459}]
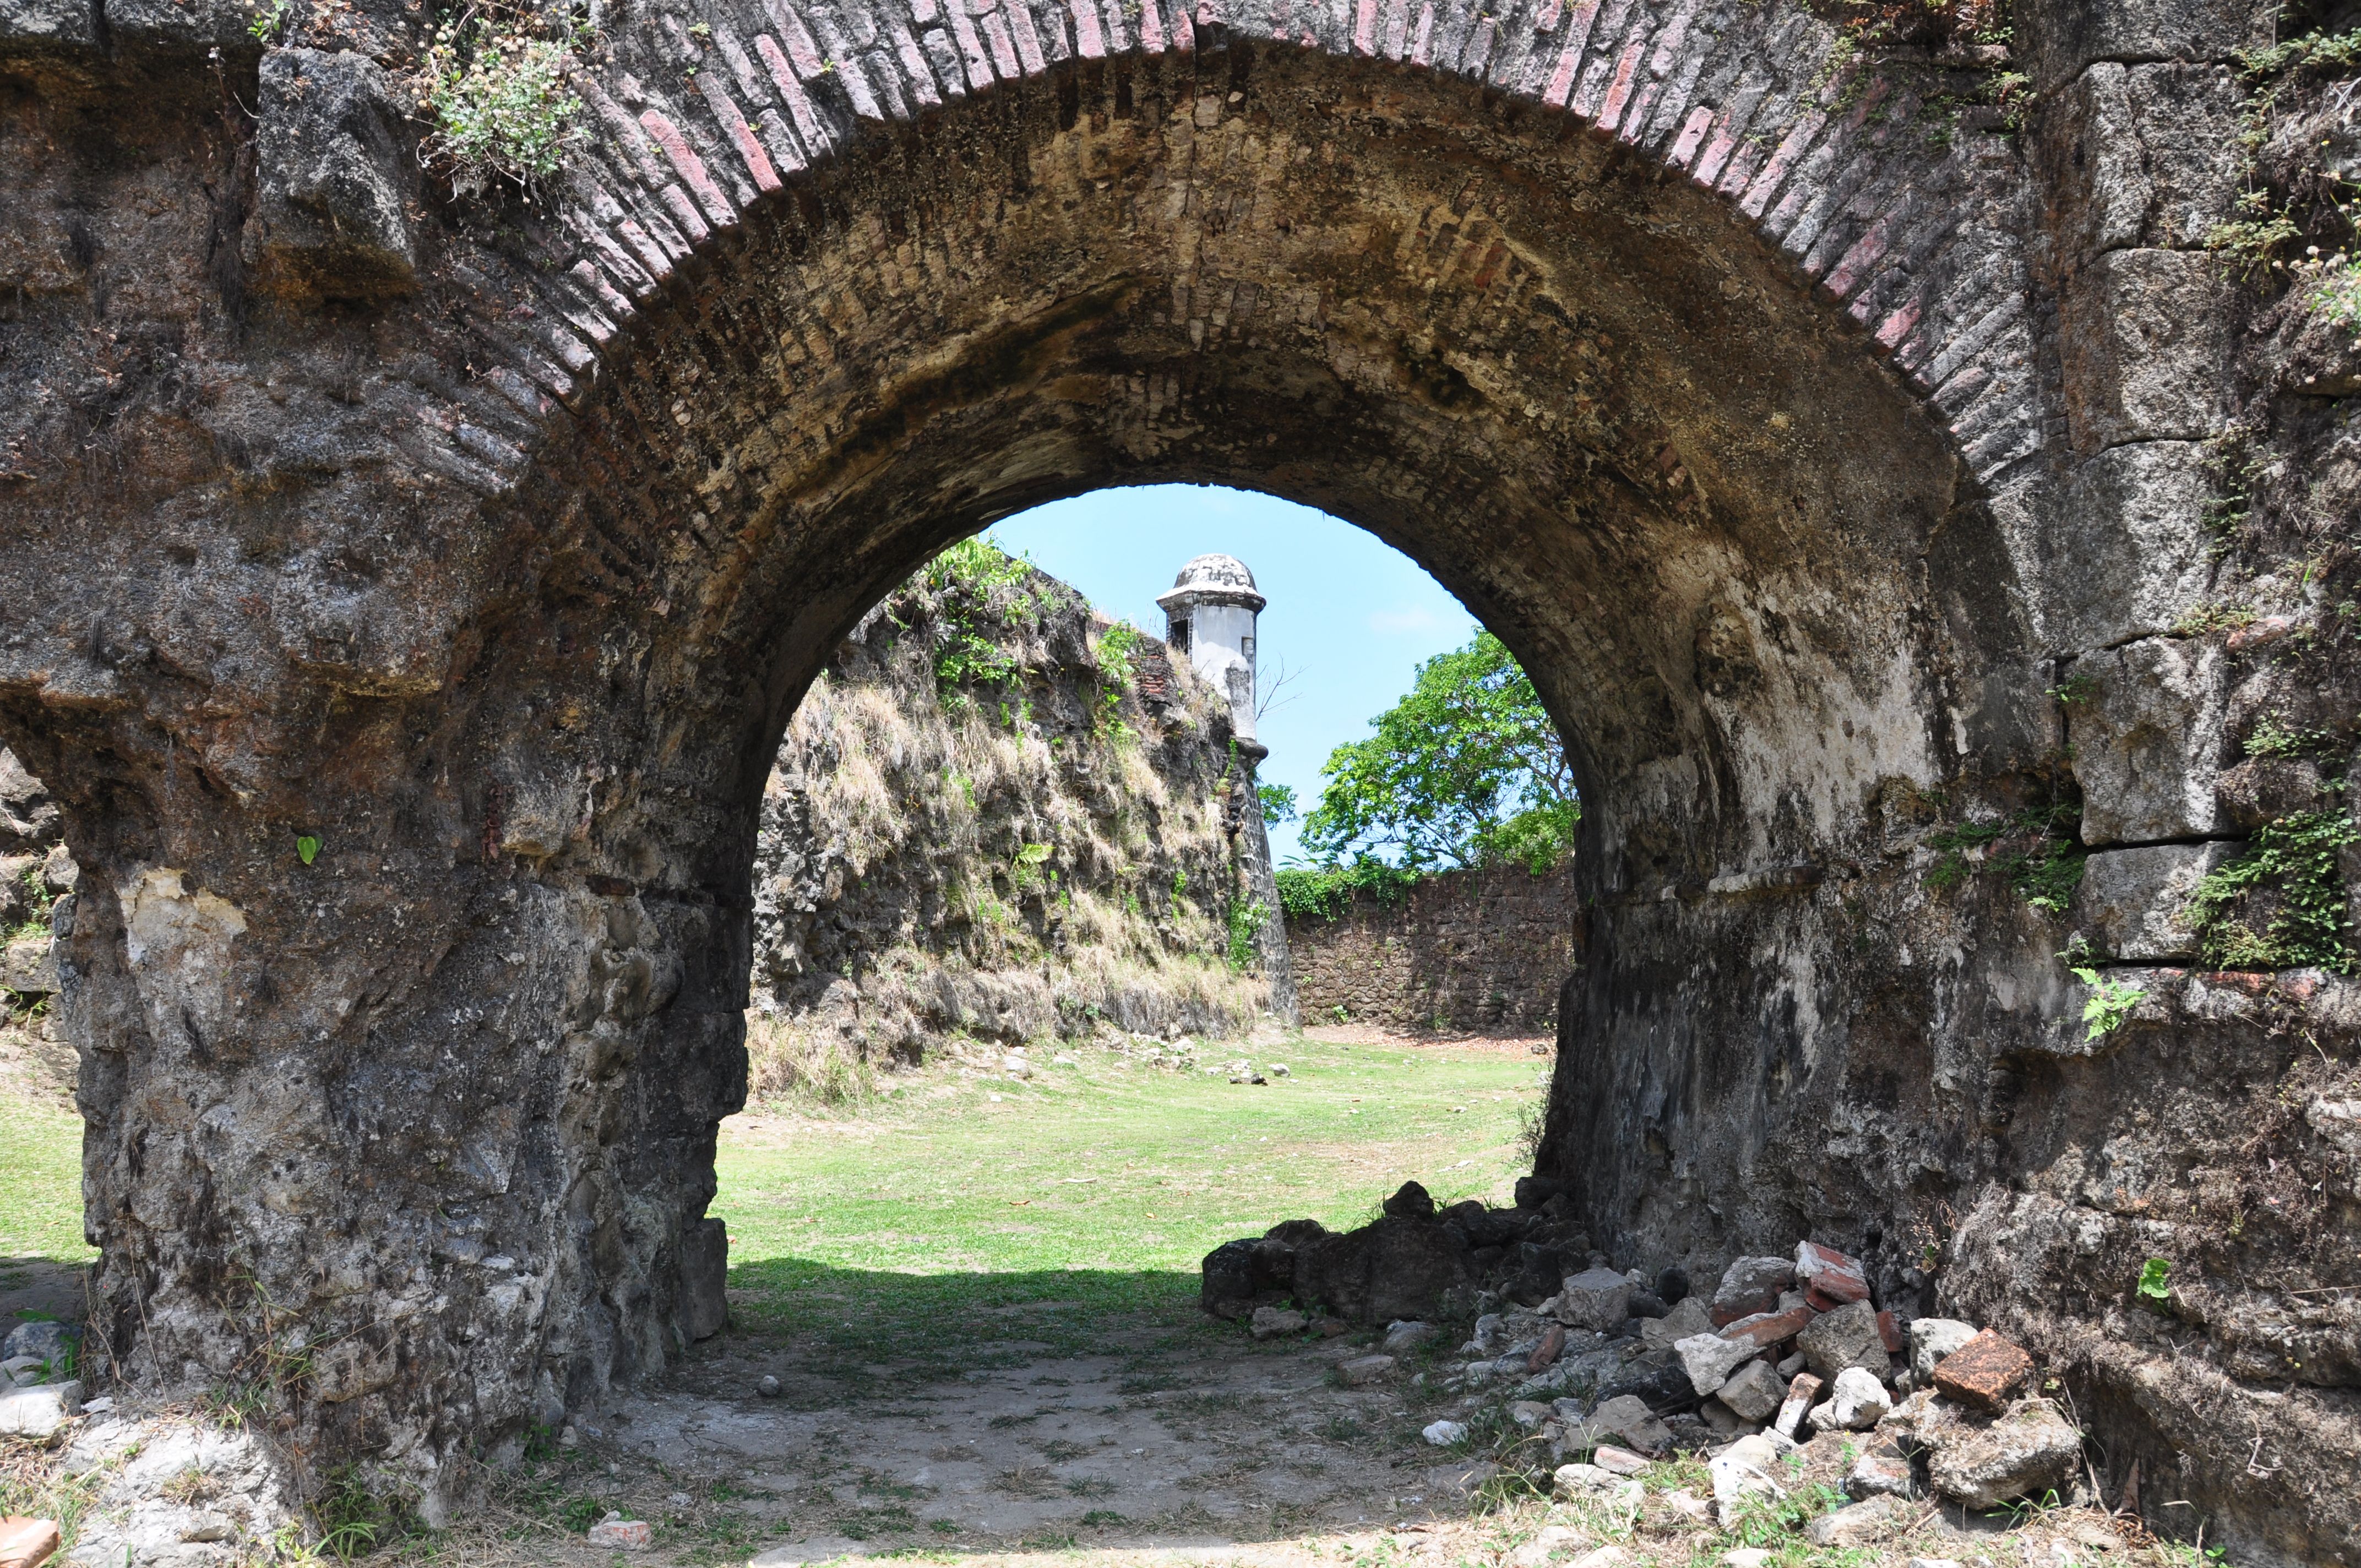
[{"left": 1156, "top": 553, "right": 1265, "bottom": 754}]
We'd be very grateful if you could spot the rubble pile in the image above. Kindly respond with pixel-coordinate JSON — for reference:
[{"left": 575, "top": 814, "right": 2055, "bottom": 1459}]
[{"left": 1203, "top": 1186, "right": 2088, "bottom": 1526}]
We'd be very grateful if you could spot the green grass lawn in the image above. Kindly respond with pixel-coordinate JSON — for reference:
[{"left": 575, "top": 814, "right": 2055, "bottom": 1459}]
[
  {"left": 0, "top": 1032, "right": 1546, "bottom": 1362},
  {"left": 0, "top": 1095, "right": 91, "bottom": 1264},
  {"left": 716, "top": 1034, "right": 1546, "bottom": 1366}
]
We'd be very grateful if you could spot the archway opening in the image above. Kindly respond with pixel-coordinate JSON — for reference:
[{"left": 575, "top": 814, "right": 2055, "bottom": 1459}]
[{"left": 19, "top": 29, "right": 2063, "bottom": 1538}]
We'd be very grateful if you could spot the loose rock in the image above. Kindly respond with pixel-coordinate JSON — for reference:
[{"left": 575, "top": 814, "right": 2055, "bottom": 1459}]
[
  {"left": 1829, "top": 1366, "right": 1892, "bottom": 1430},
  {"left": 1422, "top": 1419, "right": 1468, "bottom": 1446},
  {"left": 1717, "top": 1360, "right": 1787, "bottom": 1424},
  {"left": 587, "top": 1513, "right": 653, "bottom": 1550},
  {"left": 1793, "top": 1241, "right": 1871, "bottom": 1310},
  {"left": 1383, "top": 1320, "right": 1438, "bottom": 1355},
  {"left": 0, "top": 1324, "right": 75, "bottom": 1368},
  {"left": 1590, "top": 1445, "right": 1649, "bottom": 1476},
  {"left": 0, "top": 1382, "right": 79, "bottom": 1440},
  {"left": 0, "top": 1516, "right": 59, "bottom": 1568},
  {"left": 1336, "top": 1354, "right": 1396, "bottom": 1386},
  {"left": 1708, "top": 1432, "right": 1789, "bottom": 1529},
  {"left": 1797, "top": 1300, "right": 1888, "bottom": 1381},
  {"left": 1674, "top": 1331, "right": 1759, "bottom": 1398},
  {"left": 1553, "top": 1462, "right": 1617, "bottom": 1495},
  {"left": 1554, "top": 1267, "right": 1635, "bottom": 1331},
  {"left": 1908, "top": 1319, "right": 1978, "bottom": 1384},
  {"left": 1773, "top": 1373, "right": 1821, "bottom": 1440},
  {"left": 1846, "top": 1450, "right": 1916, "bottom": 1500},
  {"left": 1253, "top": 1306, "right": 1309, "bottom": 1340},
  {"left": 757, "top": 1375, "right": 781, "bottom": 1398},
  {"left": 1925, "top": 1397, "right": 2083, "bottom": 1509},
  {"left": 1805, "top": 1495, "right": 1905, "bottom": 1547},
  {"left": 1930, "top": 1329, "right": 2034, "bottom": 1413},
  {"left": 1639, "top": 1295, "right": 1713, "bottom": 1349},
  {"left": 1711, "top": 1257, "right": 1797, "bottom": 1326}
]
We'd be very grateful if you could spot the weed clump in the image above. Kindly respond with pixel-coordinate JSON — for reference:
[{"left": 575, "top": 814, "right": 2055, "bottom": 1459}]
[{"left": 418, "top": 6, "right": 587, "bottom": 198}]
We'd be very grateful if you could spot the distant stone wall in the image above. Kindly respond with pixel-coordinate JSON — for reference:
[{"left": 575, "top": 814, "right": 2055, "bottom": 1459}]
[{"left": 1286, "top": 864, "right": 1579, "bottom": 1036}]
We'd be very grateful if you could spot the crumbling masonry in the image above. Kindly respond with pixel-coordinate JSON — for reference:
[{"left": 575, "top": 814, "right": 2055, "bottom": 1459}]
[{"left": 2, "top": 0, "right": 2355, "bottom": 1558}]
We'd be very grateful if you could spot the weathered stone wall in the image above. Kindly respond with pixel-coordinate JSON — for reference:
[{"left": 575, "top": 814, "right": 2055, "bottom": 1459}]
[
  {"left": 2, "top": 0, "right": 2357, "bottom": 1555},
  {"left": 751, "top": 549, "right": 1287, "bottom": 1081},
  {"left": 1286, "top": 863, "right": 1576, "bottom": 1035}
]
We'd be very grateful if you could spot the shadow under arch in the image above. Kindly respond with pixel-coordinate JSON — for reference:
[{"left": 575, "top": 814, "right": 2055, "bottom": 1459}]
[{"left": 28, "top": 10, "right": 2069, "bottom": 1506}]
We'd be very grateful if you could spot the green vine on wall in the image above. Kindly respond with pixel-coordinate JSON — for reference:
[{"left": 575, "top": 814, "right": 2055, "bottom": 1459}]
[
  {"left": 2185, "top": 810, "right": 2360, "bottom": 971},
  {"left": 1924, "top": 802, "right": 2086, "bottom": 916}
]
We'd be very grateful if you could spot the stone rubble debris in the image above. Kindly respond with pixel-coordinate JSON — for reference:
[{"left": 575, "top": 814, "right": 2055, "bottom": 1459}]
[
  {"left": 587, "top": 1512, "right": 654, "bottom": 1550},
  {"left": 1200, "top": 1201, "right": 2094, "bottom": 1522},
  {"left": 0, "top": 1516, "right": 59, "bottom": 1568}
]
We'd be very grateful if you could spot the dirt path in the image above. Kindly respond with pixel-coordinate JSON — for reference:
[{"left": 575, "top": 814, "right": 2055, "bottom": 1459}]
[{"left": 497, "top": 1316, "right": 1492, "bottom": 1565}]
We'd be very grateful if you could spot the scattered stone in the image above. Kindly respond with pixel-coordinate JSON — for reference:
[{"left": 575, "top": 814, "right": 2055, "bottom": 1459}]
[
  {"left": 1053, "top": 1053, "right": 1080, "bottom": 1067},
  {"left": 0, "top": 1381, "right": 79, "bottom": 1439},
  {"left": 1908, "top": 1559, "right": 1966, "bottom": 1568},
  {"left": 1719, "top": 1304, "right": 1816, "bottom": 1349},
  {"left": 1925, "top": 1397, "right": 2083, "bottom": 1508},
  {"left": 665, "top": 1493, "right": 693, "bottom": 1511},
  {"left": 1510, "top": 1401, "right": 1553, "bottom": 1430},
  {"left": 1805, "top": 1495, "right": 1905, "bottom": 1547},
  {"left": 1830, "top": 1366, "right": 1892, "bottom": 1430},
  {"left": 1777, "top": 1351, "right": 1807, "bottom": 1377},
  {"left": 1583, "top": 1394, "right": 1674, "bottom": 1456},
  {"left": 587, "top": 1512, "right": 653, "bottom": 1550},
  {"left": 1719, "top": 1552, "right": 1774, "bottom": 1568},
  {"left": 0, "top": 1516, "right": 59, "bottom": 1568},
  {"left": 757, "top": 1374, "right": 781, "bottom": 1398},
  {"left": 0, "top": 1324, "right": 74, "bottom": 1367},
  {"left": 1553, "top": 1462, "right": 1616, "bottom": 1494},
  {"left": 1590, "top": 1445, "right": 1649, "bottom": 1476},
  {"left": 1846, "top": 1450, "right": 1916, "bottom": 1500},
  {"left": 1382, "top": 1181, "right": 1435, "bottom": 1217},
  {"left": 1708, "top": 1433, "right": 1788, "bottom": 1529},
  {"left": 1794, "top": 1242, "right": 1872, "bottom": 1310},
  {"left": 558, "top": 1424, "right": 580, "bottom": 1449},
  {"left": 1315, "top": 1319, "right": 1352, "bottom": 1337},
  {"left": 1797, "top": 1300, "right": 1888, "bottom": 1381},
  {"left": 1510, "top": 1525, "right": 1580, "bottom": 1567},
  {"left": 1691, "top": 1397, "right": 1743, "bottom": 1436},
  {"left": 1773, "top": 1373, "right": 1821, "bottom": 1440},
  {"left": 1659, "top": 1488, "right": 1711, "bottom": 1523},
  {"left": 1555, "top": 1267, "right": 1635, "bottom": 1331},
  {"left": 1380, "top": 1319, "right": 1435, "bottom": 1354},
  {"left": 1908, "top": 1319, "right": 1979, "bottom": 1384},
  {"left": 1711, "top": 1257, "right": 1797, "bottom": 1326},
  {"left": 1639, "top": 1295, "right": 1714, "bottom": 1348},
  {"left": 1570, "top": 1548, "right": 1629, "bottom": 1568},
  {"left": 1674, "top": 1331, "right": 1759, "bottom": 1397},
  {"left": 1931, "top": 1329, "right": 2034, "bottom": 1413},
  {"left": 1423, "top": 1419, "right": 1468, "bottom": 1446},
  {"left": 1717, "top": 1360, "right": 1787, "bottom": 1424},
  {"left": 1525, "top": 1324, "right": 1566, "bottom": 1371},
  {"left": 1336, "top": 1354, "right": 1396, "bottom": 1386},
  {"left": 1876, "top": 1310, "right": 1905, "bottom": 1354},
  {"left": 1254, "top": 1306, "right": 1310, "bottom": 1340}
]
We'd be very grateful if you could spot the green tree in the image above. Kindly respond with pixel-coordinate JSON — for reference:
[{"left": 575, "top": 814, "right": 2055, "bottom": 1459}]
[
  {"left": 1257, "top": 783, "right": 1299, "bottom": 825},
  {"left": 1299, "top": 630, "right": 1577, "bottom": 872}
]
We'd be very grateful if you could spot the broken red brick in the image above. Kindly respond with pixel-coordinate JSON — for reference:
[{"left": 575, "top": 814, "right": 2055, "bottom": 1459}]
[
  {"left": 1773, "top": 1372, "right": 1822, "bottom": 1440},
  {"left": 1720, "top": 1304, "right": 1816, "bottom": 1349},
  {"left": 1931, "top": 1327, "right": 2034, "bottom": 1412},
  {"left": 1876, "top": 1309, "right": 1903, "bottom": 1354},
  {"left": 1527, "top": 1324, "right": 1566, "bottom": 1373},
  {"left": 1795, "top": 1240, "right": 1871, "bottom": 1310}
]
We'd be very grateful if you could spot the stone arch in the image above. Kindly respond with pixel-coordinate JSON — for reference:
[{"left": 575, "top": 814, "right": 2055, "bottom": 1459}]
[{"left": 14, "top": 0, "right": 2353, "bottom": 1553}]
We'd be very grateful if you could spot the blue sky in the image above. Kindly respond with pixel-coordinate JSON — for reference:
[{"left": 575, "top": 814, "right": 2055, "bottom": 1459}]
[{"left": 989, "top": 484, "right": 1478, "bottom": 865}]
